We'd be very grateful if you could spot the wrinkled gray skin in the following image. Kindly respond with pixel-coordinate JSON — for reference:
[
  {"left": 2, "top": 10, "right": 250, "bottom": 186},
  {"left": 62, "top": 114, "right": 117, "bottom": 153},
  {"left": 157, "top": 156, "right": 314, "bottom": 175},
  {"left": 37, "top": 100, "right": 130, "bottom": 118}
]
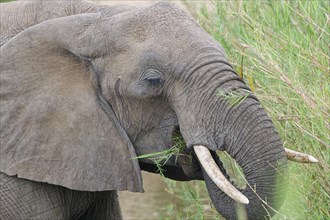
[{"left": 0, "top": 0, "right": 288, "bottom": 219}]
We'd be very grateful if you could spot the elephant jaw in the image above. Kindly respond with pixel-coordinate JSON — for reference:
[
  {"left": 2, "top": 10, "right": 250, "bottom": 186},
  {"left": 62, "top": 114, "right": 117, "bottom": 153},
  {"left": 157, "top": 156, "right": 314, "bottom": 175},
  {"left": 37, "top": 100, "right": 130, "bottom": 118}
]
[{"left": 193, "top": 145, "right": 249, "bottom": 204}]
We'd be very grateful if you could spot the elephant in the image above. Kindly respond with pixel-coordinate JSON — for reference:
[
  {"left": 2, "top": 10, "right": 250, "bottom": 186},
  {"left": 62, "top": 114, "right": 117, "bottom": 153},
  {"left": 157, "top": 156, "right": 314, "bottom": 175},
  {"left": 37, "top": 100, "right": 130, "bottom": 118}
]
[{"left": 1, "top": 0, "right": 316, "bottom": 219}]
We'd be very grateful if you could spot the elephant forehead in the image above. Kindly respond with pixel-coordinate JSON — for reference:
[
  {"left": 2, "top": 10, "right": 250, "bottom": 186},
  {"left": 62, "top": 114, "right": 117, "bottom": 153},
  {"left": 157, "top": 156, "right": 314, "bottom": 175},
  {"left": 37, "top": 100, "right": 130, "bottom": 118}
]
[
  {"left": 119, "top": 2, "right": 199, "bottom": 41},
  {"left": 145, "top": 2, "right": 195, "bottom": 25}
]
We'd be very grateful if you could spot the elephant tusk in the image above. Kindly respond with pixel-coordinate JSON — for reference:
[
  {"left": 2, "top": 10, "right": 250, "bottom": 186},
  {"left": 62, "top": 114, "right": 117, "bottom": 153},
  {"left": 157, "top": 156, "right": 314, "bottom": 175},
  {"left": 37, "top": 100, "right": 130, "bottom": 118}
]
[
  {"left": 284, "top": 148, "right": 318, "bottom": 163},
  {"left": 193, "top": 145, "right": 249, "bottom": 204}
]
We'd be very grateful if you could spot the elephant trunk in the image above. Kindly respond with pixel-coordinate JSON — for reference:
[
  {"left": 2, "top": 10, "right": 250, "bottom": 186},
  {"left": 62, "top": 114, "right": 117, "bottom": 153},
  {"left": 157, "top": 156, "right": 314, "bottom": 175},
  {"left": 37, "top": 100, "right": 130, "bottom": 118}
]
[
  {"left": 172, "top": 52, "right": 288, "bottom": 218},
  {"left": 202, "top": 99, "right": 288, "bottom": 219}
]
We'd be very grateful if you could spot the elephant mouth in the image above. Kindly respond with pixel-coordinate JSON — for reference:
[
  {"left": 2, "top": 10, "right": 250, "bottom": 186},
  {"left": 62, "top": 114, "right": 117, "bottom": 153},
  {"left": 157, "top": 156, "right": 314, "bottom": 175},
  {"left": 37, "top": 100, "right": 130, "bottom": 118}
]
[{"left": 139, "top": 125, "right": 249, "bottom": 204}]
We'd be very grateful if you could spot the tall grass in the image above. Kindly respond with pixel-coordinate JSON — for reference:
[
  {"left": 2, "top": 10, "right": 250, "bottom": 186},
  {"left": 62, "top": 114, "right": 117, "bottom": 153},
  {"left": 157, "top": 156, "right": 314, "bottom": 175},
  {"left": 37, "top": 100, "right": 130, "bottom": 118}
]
[
  {"left": 161, "top": 1, "right": 329, "bottom": 219},
  {"left": 0, "top": 0, "right": 14, "bottom": 3}
]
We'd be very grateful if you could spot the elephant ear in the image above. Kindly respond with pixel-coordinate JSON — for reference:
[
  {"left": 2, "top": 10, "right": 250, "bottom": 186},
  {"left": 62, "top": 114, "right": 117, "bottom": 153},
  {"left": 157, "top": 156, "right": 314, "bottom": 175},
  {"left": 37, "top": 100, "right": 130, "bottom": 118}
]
[{"left": 0, "top": 13, "right": 143, "bottom": 192}]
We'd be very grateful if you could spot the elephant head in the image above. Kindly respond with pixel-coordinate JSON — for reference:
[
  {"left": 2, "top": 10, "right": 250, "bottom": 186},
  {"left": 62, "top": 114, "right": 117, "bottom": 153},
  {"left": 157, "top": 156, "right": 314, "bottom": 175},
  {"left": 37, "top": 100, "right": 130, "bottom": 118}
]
[{"left": 1, "top": 1, "right": 293, "bottom": 219}]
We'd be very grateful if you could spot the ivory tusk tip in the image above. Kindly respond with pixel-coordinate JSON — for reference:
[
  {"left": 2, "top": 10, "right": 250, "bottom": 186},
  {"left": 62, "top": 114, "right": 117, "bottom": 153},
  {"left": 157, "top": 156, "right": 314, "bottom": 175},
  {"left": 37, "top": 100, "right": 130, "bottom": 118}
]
[
  {"left": 241, "top": 197, "right": 249, "bottom": 204},
  {"left": 284, "top": 148, "right": 319, "bottom": 163},
  {"left": 308, "top": 155, "right": 318, "bottom": 163}
]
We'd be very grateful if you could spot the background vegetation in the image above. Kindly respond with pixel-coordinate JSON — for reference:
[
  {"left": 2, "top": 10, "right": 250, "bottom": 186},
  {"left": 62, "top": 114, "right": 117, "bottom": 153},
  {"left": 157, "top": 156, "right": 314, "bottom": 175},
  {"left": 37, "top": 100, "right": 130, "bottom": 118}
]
[
  {"left": 161, "top": 1, "right": 329, "bottom": 219},
  {"left": 0, "top": 0, "right": 14, "bottom": 3}
]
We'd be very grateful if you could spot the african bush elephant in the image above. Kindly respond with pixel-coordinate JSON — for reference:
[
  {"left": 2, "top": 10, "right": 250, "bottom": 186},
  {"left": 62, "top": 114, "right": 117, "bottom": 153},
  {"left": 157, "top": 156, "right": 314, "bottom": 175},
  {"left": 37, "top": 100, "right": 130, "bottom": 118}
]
[{"left": 1, "top": 0, "right": 314, "bottom": 219}]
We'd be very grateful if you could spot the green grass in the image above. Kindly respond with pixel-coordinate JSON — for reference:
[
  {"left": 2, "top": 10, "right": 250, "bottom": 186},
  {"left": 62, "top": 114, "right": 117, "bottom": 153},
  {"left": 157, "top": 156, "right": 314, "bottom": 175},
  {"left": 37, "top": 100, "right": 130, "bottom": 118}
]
[
  {"left": 133, "top": 135, "right": 189, "bottom": 175},
  {"left": 216, "top": 89, "right": 249, "bottom": 108},
  {"left": 0, "top": 0, "right": 15, "bottom": 3},
  {"left": 158, "top": 1, "right": 329, "bottom": 219}
]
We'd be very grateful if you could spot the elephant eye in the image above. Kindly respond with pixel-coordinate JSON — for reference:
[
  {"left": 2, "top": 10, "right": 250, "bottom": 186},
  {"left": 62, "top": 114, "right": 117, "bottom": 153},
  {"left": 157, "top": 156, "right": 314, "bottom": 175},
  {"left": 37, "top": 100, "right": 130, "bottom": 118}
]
[
  {"left": 135, "top": 69, "right": 165, "bottom": 98},
  {"left": 144, "top": 69, "right": 165, "bottom": 87},
  {"left": 146, "top": 76, "right": 164, "bottom": 86}
]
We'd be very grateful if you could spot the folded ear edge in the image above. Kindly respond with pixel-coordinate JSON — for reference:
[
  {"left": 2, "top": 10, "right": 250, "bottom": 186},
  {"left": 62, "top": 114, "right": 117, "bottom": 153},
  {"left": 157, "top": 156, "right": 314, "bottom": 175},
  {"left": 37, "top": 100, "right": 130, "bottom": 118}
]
[{"left": 0, "top": 13, "right": 143, "bottom": 193}]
